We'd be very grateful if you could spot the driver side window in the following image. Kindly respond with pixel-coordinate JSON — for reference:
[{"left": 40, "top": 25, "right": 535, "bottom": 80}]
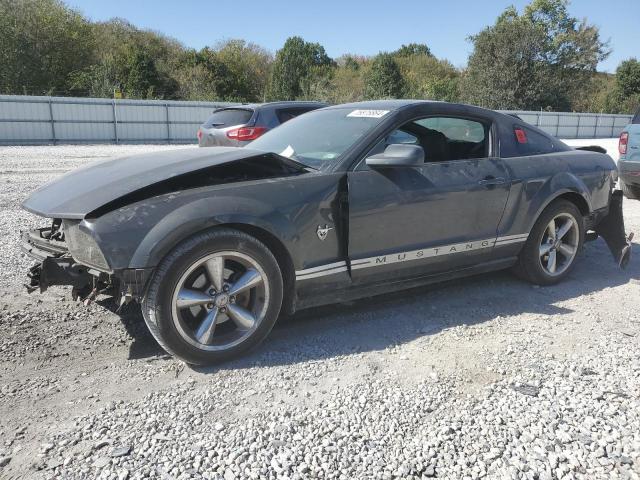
[{"left": 366, "top": 116, "right": 489, "bottom": 164}]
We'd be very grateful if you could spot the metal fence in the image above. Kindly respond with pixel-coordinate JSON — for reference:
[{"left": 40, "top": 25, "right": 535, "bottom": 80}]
[
  {"left": 0, "top": 95, "right": 236, "bottom": 145},
  {"left": 502, "top": 110, "right": 633, "bottom": 139},
  {"left": 0, "top": 94, "right": 634, "bottom": 145}
]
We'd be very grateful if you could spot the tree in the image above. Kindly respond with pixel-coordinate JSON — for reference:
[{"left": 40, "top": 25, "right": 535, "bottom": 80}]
[
  {"left": 616, "top": 59, "right": 640, "bottom": 97},
  {"left": 267, "top": 36, "right": 333, "bottom": 100},
  {"left": 392, "top": 43, "right": 433, "bottom": 58},
  {"left": 0, "top": 0, "right": 94, "bottom": 95},
  {"left": 363, "top": 53, "right": 405, "bottom": 99},
  {"left": 601, "top": 59, "right": 640, "bottom": 114},
  {"left": 214, "top": 39, "right": 272, "bottom": 102},
  {"left": 462, "top": 0, "right": 609, "bottom": 110},
  {"left": 396, "top": 55, "right": 460, "bottom": 102},
  {"left": 68, "top": 18, "right": 182, "bottom": 99}
]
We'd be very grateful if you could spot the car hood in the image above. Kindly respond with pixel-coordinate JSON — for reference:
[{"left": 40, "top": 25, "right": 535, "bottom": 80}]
[{"left": 22, "top": 147, "right": 298, "bottom": 219}]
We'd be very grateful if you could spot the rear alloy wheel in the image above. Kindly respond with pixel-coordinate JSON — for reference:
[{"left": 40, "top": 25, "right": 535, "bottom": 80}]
[
  {"left": 513, "top": 200, "right": 584, "bottom": 285},
  {"left": 143, "top": 229, "right": 283, "bottom": 365},
  {"left": 537, "top": 214, "right": 579, "bottom": 277}
]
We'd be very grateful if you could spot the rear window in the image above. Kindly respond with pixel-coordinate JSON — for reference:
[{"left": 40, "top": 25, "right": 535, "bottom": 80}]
[
  {"left": 513, "top": 126, "right": 556, "bottom": 156},
  {"left": 204, "top": 108, "right": 253, "bottom": 128}
]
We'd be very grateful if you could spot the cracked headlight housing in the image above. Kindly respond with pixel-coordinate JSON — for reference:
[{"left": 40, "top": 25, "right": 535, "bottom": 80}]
[{"left": 62, "top": 220, "right": 110, "bottom": 272}]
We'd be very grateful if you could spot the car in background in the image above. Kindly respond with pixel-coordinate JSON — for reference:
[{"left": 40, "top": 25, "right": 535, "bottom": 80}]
[
  {"left": 618, "top": 106, "right": 640, "bottom": 200},
  {"left": 197, "top": 101, "right": 327, "bottom": 147}
]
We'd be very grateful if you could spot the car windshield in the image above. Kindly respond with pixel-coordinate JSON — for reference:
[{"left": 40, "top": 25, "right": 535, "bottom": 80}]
[{"left": 248, "top": 107, "right": 389, "bottom": 169}]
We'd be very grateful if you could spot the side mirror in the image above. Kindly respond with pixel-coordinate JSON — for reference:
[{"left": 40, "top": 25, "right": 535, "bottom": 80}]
[{"left": 365, "top": 144, "right": 424, "bottom": 168}]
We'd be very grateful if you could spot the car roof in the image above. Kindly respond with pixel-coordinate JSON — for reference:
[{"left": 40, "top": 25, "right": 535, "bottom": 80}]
[
  {"left": 216, "top": 101, "right": 328, "bottom": 111},
  {"left": 325, "top": 99, "right": 437, "bottom": 111}
]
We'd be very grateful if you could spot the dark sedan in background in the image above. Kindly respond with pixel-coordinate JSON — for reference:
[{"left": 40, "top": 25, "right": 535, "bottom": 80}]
[{"left": 197, "top": 101, "right": 326, "bottom": 147}]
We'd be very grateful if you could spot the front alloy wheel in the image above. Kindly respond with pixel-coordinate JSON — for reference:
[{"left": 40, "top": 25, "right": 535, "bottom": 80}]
[
  {"left": 142, "top": 228, "right": 283, "bottom": 365},
  {"left": 172, "top": 252, "right": 269, "bottom": 351}
]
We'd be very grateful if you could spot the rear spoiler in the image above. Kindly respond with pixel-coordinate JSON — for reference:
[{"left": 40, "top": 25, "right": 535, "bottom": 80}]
[{"left": 575, "top": 145, "right": 607, "bottom": 154}]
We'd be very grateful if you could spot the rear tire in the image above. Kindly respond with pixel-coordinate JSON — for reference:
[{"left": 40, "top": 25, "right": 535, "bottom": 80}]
[
  {"left": 513, "top": 200, "right": 584, "bottom": 286},
  {"left": 621, "top": 180, "right": 640, "bottom": 200},
  {"left": 142, "top": 228, "right": 283, "bottom": 365}
]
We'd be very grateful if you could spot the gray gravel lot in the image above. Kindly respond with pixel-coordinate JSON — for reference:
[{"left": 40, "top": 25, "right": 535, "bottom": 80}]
[{"left": 0, "top": 144, "right": 639, "bottom": 480}]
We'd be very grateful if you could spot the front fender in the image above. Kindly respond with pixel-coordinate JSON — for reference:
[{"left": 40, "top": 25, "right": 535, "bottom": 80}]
[
  {"left": 129, "top": 195, "right": 298, "bottom": 268},
  {"left": 87, "top": 172, "right": 342, "bottom": 273}
]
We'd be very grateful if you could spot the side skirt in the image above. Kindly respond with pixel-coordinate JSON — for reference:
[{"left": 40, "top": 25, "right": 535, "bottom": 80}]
[{"left": 294, "top": 257, "right": 518, "bottom": 311}]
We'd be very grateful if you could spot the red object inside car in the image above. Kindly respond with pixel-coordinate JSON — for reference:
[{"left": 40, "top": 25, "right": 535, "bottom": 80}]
[
  {"left": 226, "top": 126, "right": 268, "bottom": 141},
  {"left": 515, "top": 128, "right": 527, "bottom": 144}
]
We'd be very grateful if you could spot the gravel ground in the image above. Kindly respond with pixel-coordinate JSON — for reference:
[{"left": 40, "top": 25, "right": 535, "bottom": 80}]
[{"left": 0, "top": 143, "right": 638, "bottom": 480}]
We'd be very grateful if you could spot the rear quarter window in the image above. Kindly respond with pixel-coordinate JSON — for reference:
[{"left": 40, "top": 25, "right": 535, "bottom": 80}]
[
  {"left": 513, "top": 126, "right": 557, "bottom": 156},
  {"left": 275, "top": 107, "right": 317, "bottom": 124},
  {"left": 204, "top": 109, "right": 254, "bottom": 128}
]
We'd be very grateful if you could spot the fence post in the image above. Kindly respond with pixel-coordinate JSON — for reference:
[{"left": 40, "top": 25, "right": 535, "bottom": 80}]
[
  {"left": 576, "top": 114, "right": 581, "bottom": 139},
  {"left": 556, "top": 114, "right": 560, "bottom": 137},
  {"left": 165, "top": 103, "right": 171, "bottom": 144},
  {"left": 112, "top": 100, "right": 119, "bottom": 144},
  {"left": 611, "top": 117, "right": 615, "bottom": 138},
  {"left": 594, "top": 114, "right": 599, "bottom": 138},
  {"left": 48, "top": 98, "right": 56, "bottom": 145}
]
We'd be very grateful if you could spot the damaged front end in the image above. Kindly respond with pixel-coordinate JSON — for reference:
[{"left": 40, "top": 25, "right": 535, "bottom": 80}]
[
  {"left": 593, "top": 190, "right": 633, "bottom": 268},
  {"left": 21, "top": 220, "right": 149, "bottom": 306}
]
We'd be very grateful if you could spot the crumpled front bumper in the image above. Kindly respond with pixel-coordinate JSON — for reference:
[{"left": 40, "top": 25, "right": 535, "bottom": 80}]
[
  {"left": 21, "top": 228, "right": 100, "bottom": 295},
  {"left": 21, "top": 227, "right": 152, "bottom": 304}
]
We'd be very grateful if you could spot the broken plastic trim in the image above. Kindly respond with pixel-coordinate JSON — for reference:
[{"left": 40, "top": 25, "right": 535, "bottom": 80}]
[{"left": 594, "top": 190, "right": 633, "bottom": 268}]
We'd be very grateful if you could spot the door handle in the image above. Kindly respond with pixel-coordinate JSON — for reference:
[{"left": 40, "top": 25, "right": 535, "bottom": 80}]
[{"left": 478, "top": 176, "right": 506, "bottom": 186}]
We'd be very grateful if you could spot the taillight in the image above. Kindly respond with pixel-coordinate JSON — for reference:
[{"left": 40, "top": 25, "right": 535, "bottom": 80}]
[
  {"left": 619, "top": 132, "right": 628, "bottom": 155},
  {"left": 226, "top": 126, "right": 267, "bottom": 141},
  {"left": 197, "top": 129, "right": 203, "bottom": 141}
]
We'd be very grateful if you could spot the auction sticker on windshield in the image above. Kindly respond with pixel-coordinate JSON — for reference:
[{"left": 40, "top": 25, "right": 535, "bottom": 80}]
[{"left": 347, "top": 110, "right": 389, "bottom": 118}]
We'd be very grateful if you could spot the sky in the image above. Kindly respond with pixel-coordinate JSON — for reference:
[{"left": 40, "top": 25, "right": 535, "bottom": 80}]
[{"left": 66, "top": 0, "right": 639, "bottom": 73}]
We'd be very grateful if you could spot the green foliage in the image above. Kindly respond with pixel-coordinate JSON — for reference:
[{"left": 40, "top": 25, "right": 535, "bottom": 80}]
[
  {"left": 267, "top": 36, "right": 333, "bottom": 100},
  {"left": 601, "top": 59, "right": 640, "bottom": 114},
  {"left": 0, "top": 0, "right": 94, "bottom": 95},
  {"left": 214, "top": 39, "right": 272, "bottom": 102},
  {"left": 616, "top": 59, "right": 640, "bottom": 97},
  {"left": 0, "top": 0, "right": 630, "bottom": 112},
  {"left": 462, "top": 0, "right": 609, "bottom": 110},
  {"left": 392, "top": 43, "right": 433, "bottom": 58},
  {"left": 363, "top": 53, "right": 405, "bottom": 99},
  {"left": 396, "top": 55, "right": 459, "bottom": 102}
]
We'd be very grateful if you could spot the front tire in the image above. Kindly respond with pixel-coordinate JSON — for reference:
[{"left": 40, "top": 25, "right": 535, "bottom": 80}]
[
  {"left": 513, "top": 200, "right": 584, "bottom": 286},
  {"left": 142, "top": 228, "right": 283, "bottom": 365}
]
